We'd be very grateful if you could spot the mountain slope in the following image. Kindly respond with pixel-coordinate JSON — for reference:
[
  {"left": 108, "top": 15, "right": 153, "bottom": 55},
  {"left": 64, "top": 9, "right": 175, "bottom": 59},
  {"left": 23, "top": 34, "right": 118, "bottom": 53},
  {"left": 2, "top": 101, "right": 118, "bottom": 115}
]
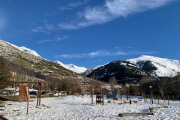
[
  {"left": 127, "top": 55, "right": 180, "bottom": 77},
  {"left": 82, "top": 65, "right": 102, "bottom": 76},
  {"left": 55, "top": 60, "right": 87, "bottom": 74},
  {"left": 87, "top": 60, "right": 148, "bottom": 84},
  {"left": 0, "top": 39, "right": 91, "bottom": 83}
]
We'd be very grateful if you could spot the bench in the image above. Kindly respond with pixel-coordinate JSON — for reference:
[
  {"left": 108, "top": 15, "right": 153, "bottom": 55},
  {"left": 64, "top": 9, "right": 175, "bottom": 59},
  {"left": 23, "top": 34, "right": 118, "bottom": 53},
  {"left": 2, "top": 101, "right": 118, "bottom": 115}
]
[{"left": 149, "top": 106, "right": 168, "bottom": 113}]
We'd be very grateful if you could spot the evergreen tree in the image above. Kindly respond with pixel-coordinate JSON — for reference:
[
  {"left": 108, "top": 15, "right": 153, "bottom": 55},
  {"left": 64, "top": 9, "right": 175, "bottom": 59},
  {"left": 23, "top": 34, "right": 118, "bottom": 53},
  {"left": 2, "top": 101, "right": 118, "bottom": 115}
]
[
  {"left": 0, "top": 56, "right": 11, "bottom": 82},
  {"left": 0, "top": 56, "right": 11, "bottom": 88},
  {"left": 57, "top": 80, "right": 67, "bottom": 91}
]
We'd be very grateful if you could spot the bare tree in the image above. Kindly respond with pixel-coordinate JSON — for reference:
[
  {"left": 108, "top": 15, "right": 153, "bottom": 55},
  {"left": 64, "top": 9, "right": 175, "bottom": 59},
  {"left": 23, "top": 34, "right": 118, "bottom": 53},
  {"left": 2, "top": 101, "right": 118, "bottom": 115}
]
[
  {"left": 108, "top": 76, "right": 117, "bottom": 93},
  {"left": 140, "top": 75, "right": 154, "bottom": 95}
]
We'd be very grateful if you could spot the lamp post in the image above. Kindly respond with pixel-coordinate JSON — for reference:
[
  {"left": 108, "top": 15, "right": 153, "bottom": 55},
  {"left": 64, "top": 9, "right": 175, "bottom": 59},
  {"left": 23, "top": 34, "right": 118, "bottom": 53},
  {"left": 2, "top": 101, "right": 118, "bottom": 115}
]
[
  {"left": 126, "top": 84, "right": 129, "bottom": 100},
  {"left": 149, "top": 86, "right": 153, "bottom": 104}
]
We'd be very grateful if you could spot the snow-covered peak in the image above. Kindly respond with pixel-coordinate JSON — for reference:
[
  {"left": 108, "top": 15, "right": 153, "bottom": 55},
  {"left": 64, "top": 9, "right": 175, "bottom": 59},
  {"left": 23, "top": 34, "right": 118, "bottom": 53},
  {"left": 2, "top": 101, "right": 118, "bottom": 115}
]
[
  {"left": 55, "top": 60, "right": 87, "bottom": 74},
  {"left": 0, "top": 39, "right": 41, "bottom": 58},
  {"left": 127, "top": 55, "right": 180, "bottom": 77},
  {"left": 18, "top": 46, "right": 41, "bottom": 57},
  {"left": 54, "top": 60, "right": 67, "bottom": 68}
]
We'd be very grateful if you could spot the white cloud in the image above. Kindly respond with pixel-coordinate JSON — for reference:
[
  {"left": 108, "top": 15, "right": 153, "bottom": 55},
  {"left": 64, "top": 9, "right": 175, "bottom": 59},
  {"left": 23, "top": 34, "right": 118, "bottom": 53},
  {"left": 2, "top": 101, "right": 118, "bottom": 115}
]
[
  {"left": 55, "top": 36, "right": 69, "bottom": 41},
  {"left": 45, "top": 24, "right": 55, "bottom": 31},
  {"left": 37, "top": 35, "right": 69, "bottom": 44},
  {"left": 44, "top": 11, "right": 57, "bottom": 17},
  {"left": 31, "top": 27, "right": 44, "bottom": 32},
  {"left": 59, "top": 0, "right": 88, "bottom": 11},
  {"left": 37, "top": 40, "right": 52, "bottom": 44},
  {"left": 59, "top": 0, "right": 174, "bottom": 30},
  {"left": 31, "top": 24, "right": 56, "bottom": 34},
  {"left": 59, "top": 6, "right": 72, "bottom": 11},
  {"left": 68, "top": 2, "right": 83, "bottom": 7},
  {"left": 55, "top": 49, "right": 157, "bottom": 58}
]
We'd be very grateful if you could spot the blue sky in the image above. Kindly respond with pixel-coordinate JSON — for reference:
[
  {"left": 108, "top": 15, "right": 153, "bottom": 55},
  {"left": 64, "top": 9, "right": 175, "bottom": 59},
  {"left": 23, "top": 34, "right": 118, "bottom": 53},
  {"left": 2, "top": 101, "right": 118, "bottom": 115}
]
[{"left": 0, "top": 0, "right": 180, "bottom": 69}]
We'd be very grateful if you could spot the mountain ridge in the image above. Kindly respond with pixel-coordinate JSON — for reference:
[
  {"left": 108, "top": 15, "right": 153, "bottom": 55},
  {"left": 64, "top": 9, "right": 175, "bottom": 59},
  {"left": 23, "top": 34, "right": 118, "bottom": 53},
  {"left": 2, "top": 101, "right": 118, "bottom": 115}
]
[
  {"left": 83, "top": 55, "right": 180, "bottom": 78},
  {"left": 0, "top": 39, "right": 91, "bottom": 83},
  {"left": 55, "top": 60, "right": 87, "bottom": 74}
]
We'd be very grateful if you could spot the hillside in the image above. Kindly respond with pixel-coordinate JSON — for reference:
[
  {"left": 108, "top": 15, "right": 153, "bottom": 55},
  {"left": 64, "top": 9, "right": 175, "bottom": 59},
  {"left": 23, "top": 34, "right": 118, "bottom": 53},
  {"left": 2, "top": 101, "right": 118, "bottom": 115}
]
[
  {"left": 0, "top": 40, "right": 91, "bottom": 83},
  {"left": 87, "top": 60, "right": 148, "bottom": 84},
  {"left": 82, "top": 65, "right": 102, "bottom": 76}
]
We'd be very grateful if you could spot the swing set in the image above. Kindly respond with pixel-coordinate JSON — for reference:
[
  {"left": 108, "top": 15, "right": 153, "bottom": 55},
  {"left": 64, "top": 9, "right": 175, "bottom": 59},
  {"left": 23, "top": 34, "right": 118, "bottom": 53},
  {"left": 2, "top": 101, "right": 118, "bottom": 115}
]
[{"left": 0, "top": 81, "right": 49, "bottom": 115}]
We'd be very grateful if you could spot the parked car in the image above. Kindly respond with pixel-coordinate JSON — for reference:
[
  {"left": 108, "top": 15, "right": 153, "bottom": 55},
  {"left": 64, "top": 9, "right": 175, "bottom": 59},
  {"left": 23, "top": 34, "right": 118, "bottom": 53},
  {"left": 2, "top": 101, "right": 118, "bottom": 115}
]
[{"left": 30, "top": 91, "right": 37, "bottom": 95}]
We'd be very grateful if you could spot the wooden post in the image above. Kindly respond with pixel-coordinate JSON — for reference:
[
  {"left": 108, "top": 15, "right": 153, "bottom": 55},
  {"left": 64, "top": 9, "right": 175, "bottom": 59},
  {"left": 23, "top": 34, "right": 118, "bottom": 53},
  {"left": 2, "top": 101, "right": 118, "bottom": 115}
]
[
  {"left": 76, "top": 84, "right": 77, "bottom": 96},
  {"left": 37, "top": 83, "right": 39, "bottom": 106},
  {"left": 144, "top": 95, "right": 145, "bottom": 102},
  {"left": 158, "top": 95, "right": 159, "bottom": 104},
  {"left": 168, "top": 95, "right": 169, "bottom": 105},
  {"left": 173, "top": 95, "right": 174, "bottom": 102},
  {"left": 14, "top": 83, "right": 16, "bottom": 98},
  {"left": 155, "top": 96, "right": 156, "bottom": 102},
  {"left": 103, "top": 88, "right": 104, "bottom": 105},
  {"left": 164, "top": 95, "right": 165, "bottom": 102},
  {"left": 91, "top": 85, "right": 93, "bottom": 104},
  {"left": 39, "top": 83, "right": 41, "bottom": 105}
]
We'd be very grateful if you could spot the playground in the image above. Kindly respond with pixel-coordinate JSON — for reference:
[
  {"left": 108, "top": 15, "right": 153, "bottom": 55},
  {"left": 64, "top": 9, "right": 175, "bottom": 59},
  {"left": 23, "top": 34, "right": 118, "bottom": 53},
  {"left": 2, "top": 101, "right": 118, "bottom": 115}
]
[{"left": 0, "top": 94, "right": 179, "bottom": 120}]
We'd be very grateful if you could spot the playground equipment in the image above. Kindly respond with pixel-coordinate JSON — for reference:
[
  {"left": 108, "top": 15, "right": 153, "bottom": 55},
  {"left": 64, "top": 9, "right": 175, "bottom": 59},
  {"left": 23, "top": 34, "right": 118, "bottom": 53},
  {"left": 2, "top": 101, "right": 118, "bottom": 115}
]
[
  {"left": 96, "top": 91, "right": 104, "bottom": 105},
  {"left": 0, "top": 102, "right": 5, "bottom": 111},
  {"left": 149, "top": 106, "right": 168, "bottom": 113}
]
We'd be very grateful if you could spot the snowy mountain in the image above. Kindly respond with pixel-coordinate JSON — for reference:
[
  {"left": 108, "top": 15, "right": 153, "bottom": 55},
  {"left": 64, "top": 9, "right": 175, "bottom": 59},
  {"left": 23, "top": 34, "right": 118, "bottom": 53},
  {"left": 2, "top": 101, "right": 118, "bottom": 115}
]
[
  {"left": 127, "top": 55, "right": 180, "bottom": 77},
  {"left": 86, "top": 60, "right": 148, "bottom": 84},
  {"left": 18, "top": 46, "right": 41, "bottom": 57},
  {"left": 0, "top": 39, "right": 91, "bottom": 83},
  {"left": 82, "top": 65, "right": 102, "bottom": 76},
  {"left": 55, "top": 60, "right": 87, "bottom": 74}
]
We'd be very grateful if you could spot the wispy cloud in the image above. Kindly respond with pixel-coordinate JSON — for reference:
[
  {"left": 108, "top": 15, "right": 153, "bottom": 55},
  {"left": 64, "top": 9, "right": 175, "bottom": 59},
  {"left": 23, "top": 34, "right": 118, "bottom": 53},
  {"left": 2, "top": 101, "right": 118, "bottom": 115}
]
[
  {"left": 37, "top": 35, "right": 69, "bottom": 44},
  {"left": 45, "top": 24, "right": 55, "bottom": 31},
  {"left": 59, "top": 0, "right": 88, "bottom": 11},
  {"left": 58, "top": 0, "right": 174, "bottom": 30},
  {"left": 55, "top": 49, "right": 157, "bottom": 58},
  {"left": 55, "top": 35, "right": 69, "bottom": 41},
  {"left": 0, "top": 12, "right": 6, "bottom": 31},
  {"left": 44, "top": 11, "right": 57, "bottom": 17},
  {"left": 37, "top": 40, "right": 52, "bottom": 44},
  {"left": 31, "top": 27, "right": 44, "bottom": 32},
  {"left": 31, "top": 24, "right": 56, "bottom": 34}
]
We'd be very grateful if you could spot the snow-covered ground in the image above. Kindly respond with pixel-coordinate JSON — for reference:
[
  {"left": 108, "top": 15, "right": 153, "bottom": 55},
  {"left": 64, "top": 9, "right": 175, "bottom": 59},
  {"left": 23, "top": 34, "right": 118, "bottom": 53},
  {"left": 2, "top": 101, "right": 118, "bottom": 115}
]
[{"left": 1, "top": 95, "right": 180, "bottom": 120}]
